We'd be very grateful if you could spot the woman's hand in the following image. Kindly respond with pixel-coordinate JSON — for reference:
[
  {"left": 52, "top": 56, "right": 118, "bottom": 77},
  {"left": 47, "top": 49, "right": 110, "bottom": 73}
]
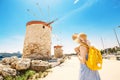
[
  {"left": 77, "top": 53, "right": 82, "bottom": 60},
  {"left": 74, "top": 46, "right": 80, "bottom": 53}
]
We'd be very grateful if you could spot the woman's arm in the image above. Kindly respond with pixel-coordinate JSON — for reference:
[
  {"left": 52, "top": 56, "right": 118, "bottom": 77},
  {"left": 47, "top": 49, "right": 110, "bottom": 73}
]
[{"left": 78, "top": 46, "right": 87, "bottom": 64}]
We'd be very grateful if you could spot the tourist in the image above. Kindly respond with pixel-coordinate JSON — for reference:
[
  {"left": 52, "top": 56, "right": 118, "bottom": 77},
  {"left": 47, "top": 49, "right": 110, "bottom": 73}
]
[{"left": 72, "top": 33, "right": 101, "bottom": 80}]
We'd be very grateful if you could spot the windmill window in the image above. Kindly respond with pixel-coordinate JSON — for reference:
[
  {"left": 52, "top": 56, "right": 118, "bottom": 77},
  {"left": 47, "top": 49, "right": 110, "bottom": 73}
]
[{"left": 43, "top": 26, "right": 45, "bottom": 29}]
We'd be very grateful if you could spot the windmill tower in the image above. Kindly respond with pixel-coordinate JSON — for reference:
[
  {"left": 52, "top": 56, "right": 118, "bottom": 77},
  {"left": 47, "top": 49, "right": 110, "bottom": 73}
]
[
  {"left": 23, "top": 3, "right": 57, "bottom": 60},
  {"left": 53, "top": 34, "right": 63, "bottom": 58},
  {"left": 54, "top": 45, "right": 63, "bottom": 58}
]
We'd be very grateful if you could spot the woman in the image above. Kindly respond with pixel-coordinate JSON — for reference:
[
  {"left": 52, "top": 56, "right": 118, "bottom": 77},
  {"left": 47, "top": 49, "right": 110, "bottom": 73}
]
[{"left": 72, "top": 33, "right": 101, "bottom": 80}]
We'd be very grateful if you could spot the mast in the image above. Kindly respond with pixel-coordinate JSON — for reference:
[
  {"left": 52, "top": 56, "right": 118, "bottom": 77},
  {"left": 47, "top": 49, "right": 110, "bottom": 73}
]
[{"left": 27, "top": 9, "right": 40, "bottom": 18}]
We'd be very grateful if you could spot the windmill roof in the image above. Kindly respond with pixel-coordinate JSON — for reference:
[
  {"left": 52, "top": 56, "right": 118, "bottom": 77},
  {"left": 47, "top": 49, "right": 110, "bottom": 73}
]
[
  {"left": 54, "top": 45, "right": 63, "bottom": 48},
  {"left": 26, "top": 21, "right": 52, "bottom": 30}
]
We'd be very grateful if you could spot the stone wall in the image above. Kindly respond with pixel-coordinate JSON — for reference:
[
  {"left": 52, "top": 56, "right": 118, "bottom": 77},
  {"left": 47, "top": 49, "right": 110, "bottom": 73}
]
[{"left": 23, "top": 21, "right": 52, "bottom": 60}]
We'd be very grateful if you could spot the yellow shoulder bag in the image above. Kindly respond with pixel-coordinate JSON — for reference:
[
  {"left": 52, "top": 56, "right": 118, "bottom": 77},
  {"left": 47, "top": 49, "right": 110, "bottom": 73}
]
[
  {"left": 80, "top": 42, "right": 103, "bottom": 70},
  {"left": 86, "top": 46, "right": 103, "bottom": 70}
]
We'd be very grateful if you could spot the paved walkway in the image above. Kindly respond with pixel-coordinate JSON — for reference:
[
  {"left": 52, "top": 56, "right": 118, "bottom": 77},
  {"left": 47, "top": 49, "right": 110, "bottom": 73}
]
[{"left": 40, "top": 56, "right": 120, "bottom": 80}]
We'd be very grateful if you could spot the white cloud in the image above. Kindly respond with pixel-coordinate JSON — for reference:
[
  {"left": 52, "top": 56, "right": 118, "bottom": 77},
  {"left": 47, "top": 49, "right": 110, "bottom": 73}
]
[
  {"left": 74, "top": 0, "right": 79, "bottom": 4},
  {"left": 0, "top": 35, "right": 24, "bottom": 53}
]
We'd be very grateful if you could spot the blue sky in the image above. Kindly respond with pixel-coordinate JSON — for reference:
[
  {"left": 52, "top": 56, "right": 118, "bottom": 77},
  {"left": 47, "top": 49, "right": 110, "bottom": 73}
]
[{"left": 0, "top": 0, "right": 120, "bottom": 53}]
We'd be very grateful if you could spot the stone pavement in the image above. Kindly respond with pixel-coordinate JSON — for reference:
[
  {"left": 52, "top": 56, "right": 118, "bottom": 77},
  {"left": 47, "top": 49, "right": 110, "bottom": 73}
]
[{"left": 40, "top": 56, "right": 120, "bottom": 80}]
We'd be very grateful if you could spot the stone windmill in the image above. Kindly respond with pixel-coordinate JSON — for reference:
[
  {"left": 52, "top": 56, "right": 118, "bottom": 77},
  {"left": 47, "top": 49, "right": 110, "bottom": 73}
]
[
  {"left": 23, "top": 3, "right": 57, "bottom": 60},
  {"left": 53, "top": 34, "right": 63, "bottom": 58},
  {"left": 54, "top": 45, "right": 63, "bottom": 58}
]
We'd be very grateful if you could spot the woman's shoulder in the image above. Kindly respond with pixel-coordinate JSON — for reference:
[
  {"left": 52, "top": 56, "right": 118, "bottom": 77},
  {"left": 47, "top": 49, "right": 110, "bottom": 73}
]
[
  {"left": 79, "top": 45, "right": 87, "bottom": 50},
  {"left": 79, "top": 45, "right": 88, "bottom": 55},
  {"left": 80, "top": 44, "right": 89, "bottom": 49},
  {"left": 79, "top": 44, "right": 89, "bottom": 52}
]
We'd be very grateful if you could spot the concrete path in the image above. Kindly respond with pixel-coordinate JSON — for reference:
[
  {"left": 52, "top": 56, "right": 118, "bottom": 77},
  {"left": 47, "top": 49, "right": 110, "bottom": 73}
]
[{"left": 40, "top": 56, "right": 120, "bottom": 80}]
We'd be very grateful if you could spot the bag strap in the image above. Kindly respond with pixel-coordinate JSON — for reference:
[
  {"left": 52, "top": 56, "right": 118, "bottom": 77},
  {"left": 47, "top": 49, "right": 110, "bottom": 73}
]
[{"left": 80, "top": 41, "right": 89, "bottom": 50}]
